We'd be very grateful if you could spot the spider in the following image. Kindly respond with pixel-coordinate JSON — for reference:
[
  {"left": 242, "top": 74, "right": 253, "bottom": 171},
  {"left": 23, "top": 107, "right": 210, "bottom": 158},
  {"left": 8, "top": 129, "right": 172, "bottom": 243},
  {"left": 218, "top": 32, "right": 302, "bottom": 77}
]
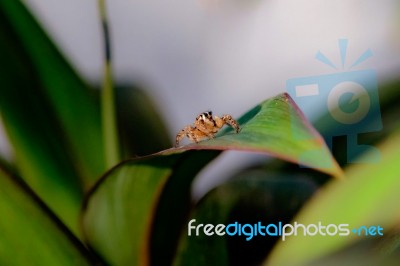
[{"left": 175, "top": 111, "right": 240, "bottom": 147}]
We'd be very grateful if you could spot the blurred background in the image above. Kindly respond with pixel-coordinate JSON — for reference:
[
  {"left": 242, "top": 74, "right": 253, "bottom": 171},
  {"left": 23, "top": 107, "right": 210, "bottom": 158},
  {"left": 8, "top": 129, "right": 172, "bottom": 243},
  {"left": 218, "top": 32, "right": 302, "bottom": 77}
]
[{"left": 1, "top": 0, "right": 400, "bottom": 197}]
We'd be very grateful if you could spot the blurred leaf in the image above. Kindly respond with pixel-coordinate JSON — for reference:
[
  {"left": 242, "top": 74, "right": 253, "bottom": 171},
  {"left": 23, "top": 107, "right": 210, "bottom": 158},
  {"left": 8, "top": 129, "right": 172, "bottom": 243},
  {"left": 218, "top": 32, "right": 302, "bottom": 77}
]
[
  {"left": 116, "top": 85, "right": 172, "bottom": 157},
  {"left": 0, "top": 1, "right": 105, "bottom": 183},
  {"left": 265, "top": 129, "right": 400, "bottom": 266},
  {"left": 308, "top": 227, "right": 400, "bottom": 266},
  {"left": 174, "top": 172, "right": 319, "bottom": 266},
  {"left": 0, "top": 24, "right": 82, "bottom": 235},
  {"left": 82, "top": 93, "right": 342, "bottom": 265},
  {"left": 0, "top": 1, "right": 104, "bottom": 234},
  {"left": 0, "top": 168, "right": 100, "bottom": 266}
]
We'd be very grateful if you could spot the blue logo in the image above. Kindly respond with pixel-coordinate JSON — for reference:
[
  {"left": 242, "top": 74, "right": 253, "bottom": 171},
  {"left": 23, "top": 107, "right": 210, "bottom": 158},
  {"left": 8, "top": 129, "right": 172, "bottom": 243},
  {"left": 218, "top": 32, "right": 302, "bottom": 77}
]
[{"left": 287, "top": 39, "right": 382, "bottom": 163}]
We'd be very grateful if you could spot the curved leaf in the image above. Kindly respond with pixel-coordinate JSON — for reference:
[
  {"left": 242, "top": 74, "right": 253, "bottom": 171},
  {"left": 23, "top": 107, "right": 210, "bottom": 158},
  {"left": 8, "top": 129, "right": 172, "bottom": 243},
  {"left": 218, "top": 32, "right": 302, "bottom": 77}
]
[
  {"left": 82, "top": 150, "right": 220, "bottom": 266},
  {"left": 0, "top": 168, "right": 100, "bottom": 265},
  {"left": 81, "top": 93, "right": 342, "bottom": 265},
  {"left": 0, "top": 1, "right": 103, "bottom": 234},
  {"left": 265, "top": 130, "right": 400, "bottom": 266},
  {"left": 174, "top": 171, "right": 319, "bottom": 266},
  {"left": 0, "top": 18, "right": 82, "bottom": 235},
  {"left": 0, "top": 1, "right": 105, "bottom": 183},
  {"left": 178, "top": 93, "right": 342, "bottom": 177}
]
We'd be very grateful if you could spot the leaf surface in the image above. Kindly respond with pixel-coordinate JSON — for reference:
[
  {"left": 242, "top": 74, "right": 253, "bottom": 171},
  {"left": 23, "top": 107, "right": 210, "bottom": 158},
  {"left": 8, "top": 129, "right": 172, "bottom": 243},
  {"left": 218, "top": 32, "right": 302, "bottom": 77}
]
[
  {"left": 0, "top": 168, "right": 99, "bottom": 266},
  {"left": 178, "top": 93, "right": 342, "bottom": 177},
  {"left": 265, "top": 130, "right": 400, "bottom": 266},
  {"left": 174, "top": 171, "right": 319, "bottom": 266},
  {"left": 82, "top": 93, "right": 342, "bottom": 265},
  {"left": 0, "top": 1, "right": 105, "bottom": 183},
  {"left": 0, "top": 1, "right": 104, "bottom": 234}
]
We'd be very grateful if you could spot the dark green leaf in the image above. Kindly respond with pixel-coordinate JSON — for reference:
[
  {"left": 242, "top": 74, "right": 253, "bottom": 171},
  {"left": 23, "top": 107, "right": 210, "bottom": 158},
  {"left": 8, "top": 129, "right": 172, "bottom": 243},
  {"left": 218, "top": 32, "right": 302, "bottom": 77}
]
[
  {"left": 174, "top": 172, "right": 319, "bottom": 266},
  {"left": 82, "top": 150, "right": 220, "bottom": 266},
  {"left": 0, "top": 168, "right": 99, "bottom": 266},
  {"left": 0, "top": 1, "right": 104, "bottom": 234},
  {"left": 116, "top": 85, "right": 172, "bottom": 157},
  {"left": 0, "top": 1, "right": 105, "bottom": 183}
]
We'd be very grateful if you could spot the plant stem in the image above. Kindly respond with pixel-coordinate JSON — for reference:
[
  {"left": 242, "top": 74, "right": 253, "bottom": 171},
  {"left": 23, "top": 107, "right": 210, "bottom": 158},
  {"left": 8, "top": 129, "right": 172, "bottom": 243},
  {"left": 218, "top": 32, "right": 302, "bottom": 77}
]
[{"left": 98, "top": 0, "right": 120, "bottom": 168}]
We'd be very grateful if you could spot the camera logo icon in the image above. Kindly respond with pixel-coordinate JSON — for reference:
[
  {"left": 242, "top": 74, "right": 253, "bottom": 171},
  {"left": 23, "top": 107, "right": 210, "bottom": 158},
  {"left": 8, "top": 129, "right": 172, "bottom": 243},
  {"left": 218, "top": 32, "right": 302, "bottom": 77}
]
[
  {"left": 327, "top": 81, "right": 370, "bottom": 125},
  {"left": 287, "top": 39, "right": 382, "bottom": 164}
]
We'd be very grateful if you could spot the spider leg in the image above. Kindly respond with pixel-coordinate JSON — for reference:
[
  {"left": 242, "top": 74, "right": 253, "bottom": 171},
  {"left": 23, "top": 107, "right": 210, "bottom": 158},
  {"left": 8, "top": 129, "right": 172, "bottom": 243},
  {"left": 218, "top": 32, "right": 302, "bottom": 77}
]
[
  {"left": 176, "top": 126, "right": 209, "bottom": 147},
  {"left": 215, "top": 115, "right": 240, "bottom": 133},
  {"left": 175, "top": 125, "right": 193, "bottom": 147}
]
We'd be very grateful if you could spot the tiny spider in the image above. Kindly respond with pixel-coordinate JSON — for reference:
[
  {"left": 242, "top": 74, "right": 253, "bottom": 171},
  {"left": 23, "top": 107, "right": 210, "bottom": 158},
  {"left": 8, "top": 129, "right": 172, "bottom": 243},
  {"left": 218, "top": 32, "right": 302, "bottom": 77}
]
[{"left": 175, "top": 111, "right": 240, "bottom": 147}]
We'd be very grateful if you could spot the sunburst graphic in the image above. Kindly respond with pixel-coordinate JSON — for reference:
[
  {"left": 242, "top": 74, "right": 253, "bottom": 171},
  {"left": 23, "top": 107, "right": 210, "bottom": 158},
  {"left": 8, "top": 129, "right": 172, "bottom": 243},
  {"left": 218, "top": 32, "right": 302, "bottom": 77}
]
[{"left": 315, "top": 39, "right": 373, "bottom": 70}]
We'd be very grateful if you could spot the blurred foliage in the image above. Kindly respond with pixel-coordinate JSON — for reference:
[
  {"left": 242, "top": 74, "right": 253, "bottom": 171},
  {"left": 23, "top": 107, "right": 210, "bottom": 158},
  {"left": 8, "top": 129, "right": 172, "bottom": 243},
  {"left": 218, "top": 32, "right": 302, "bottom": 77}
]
[
  {"left": 0, "top": 1, "right": 399, "bottom": 266},
  {"left": 308, "top": 227, "right": 400, "bottom": 266},
  {"left": 0, "top": 1, "right": 170, "bottom": 237},
  {"left": 266, "top": 129, "right": 400, "bottom": 265},
  {"left": 116, "top": 85, "right": 172, "bottom": 157},
  {"left": 174, "top": 171, "right": 319, "bottom": 266},
  {"left": 0, "top": 168, "right": 99, "bottom": 265},
  {"left": 0, "top": 0, "right": 100, "bottom": 236}
]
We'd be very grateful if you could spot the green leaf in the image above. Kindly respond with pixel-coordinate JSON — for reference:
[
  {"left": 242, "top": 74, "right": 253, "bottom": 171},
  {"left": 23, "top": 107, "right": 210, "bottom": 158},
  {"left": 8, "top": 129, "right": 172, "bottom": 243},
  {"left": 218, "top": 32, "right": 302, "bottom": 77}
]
[
  {"left": 179, "top": 93, "right": 342, "bottom": 178},
  {"left": 265, "top": 129, "right": 400, "bottom": 266},
  {"left": 174, "top": 171, "right": 319, "bottom": 266},
  {"left": 0, "top": 168, "right": 99, "bottom": 266},
  {"left": 306, "top": 228, "right": 400, "bottom": 266},
  {"left": 0, "top": 1, "right": 104, "bottom": 234},
  {"left": 0, "top": 1, "right": 105, "bottom": 183},
  {"left": 82, "top": 150, "right": 220, "bottom": 266},
  {"left": 82, "top": 93, "right": 342, "bottom": 265}
]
